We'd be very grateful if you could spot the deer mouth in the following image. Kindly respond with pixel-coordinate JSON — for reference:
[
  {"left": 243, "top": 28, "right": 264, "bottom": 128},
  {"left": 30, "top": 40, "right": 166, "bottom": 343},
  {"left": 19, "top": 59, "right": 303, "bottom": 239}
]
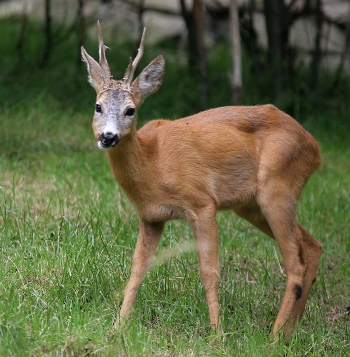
[
  {"left": 98, "top": 141, "right": 112, "bottom": 150},
  {"left": 98, "top": 132, "right": 120, "bottom": 150}
]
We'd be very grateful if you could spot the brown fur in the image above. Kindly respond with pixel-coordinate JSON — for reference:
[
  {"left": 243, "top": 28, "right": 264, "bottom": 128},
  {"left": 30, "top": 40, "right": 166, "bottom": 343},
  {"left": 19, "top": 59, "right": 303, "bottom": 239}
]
[
  {"left": 81, "top": 24, "right": 322, "bottom": 341},
  {"left": 109, "top": 105, "right": 322, "bottom": 340}
]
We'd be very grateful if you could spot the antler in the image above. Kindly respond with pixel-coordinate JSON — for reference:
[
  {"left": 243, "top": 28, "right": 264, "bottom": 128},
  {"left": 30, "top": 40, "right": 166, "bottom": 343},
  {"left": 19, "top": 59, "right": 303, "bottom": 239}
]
[
  {"left": 123, "top": 28, "right": 146, "bottom": 88},
  {"left": 97, "top": 20, "right": 112, "bottom": 83}
]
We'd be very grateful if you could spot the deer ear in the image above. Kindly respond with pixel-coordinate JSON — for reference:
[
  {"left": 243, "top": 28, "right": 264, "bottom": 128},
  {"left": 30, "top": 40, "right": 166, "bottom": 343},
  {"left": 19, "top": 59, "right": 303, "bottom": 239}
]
[
  {"left": 132, "top": 56, "right": 165, "bottom": 105},
  {"left": 81, "top": 46, "right": 103, "bottom": 92}
]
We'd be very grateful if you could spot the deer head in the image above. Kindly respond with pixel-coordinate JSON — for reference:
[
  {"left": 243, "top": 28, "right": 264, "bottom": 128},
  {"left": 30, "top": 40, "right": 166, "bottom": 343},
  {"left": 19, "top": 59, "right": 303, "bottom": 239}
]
[{"left": 81, "top": 21, "right": 165, "bottom": 150}]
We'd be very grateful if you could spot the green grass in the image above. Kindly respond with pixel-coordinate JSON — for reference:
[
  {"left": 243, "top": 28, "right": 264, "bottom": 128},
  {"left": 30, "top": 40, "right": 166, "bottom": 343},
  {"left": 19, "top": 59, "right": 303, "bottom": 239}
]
[
  {"left": 1, "top": 89, "right": 349, "bottom": 357},
  {"left": 1, "top": 17, "right": 350, "bottom": 356}
]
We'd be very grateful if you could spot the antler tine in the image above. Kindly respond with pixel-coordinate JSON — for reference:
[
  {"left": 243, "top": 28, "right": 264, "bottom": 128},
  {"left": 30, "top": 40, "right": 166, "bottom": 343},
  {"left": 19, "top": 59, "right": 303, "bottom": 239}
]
[
  {"left": 123, "top": 57, "right": 133, "bottom": 83},
  {"left": 97, "top": 20, "right": 112, "bottom": 82},
  {"left": 123, "top": 27, "right": 146, "bottom": 88}
]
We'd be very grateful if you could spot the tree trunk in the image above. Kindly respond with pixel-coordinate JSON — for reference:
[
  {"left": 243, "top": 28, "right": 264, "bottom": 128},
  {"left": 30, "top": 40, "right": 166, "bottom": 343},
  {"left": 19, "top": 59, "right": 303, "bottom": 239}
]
[
  {"left": 137, "top": 0, "right": 146, "bottom": 38},
  {"left": 240, "top": 0, "right": 262, "bottom": 75},
  {"left": 76, "top": 0, "right": 86, "bottom": 68},
  {"left": 180, "top": 0, "right": 208, "bottom": 110},
  {"left": 17, "top": 3, "right": 28, "bottom": 60},
  {"left": 263, "top": 0, "right": 290, "bottom": 94},
  {"left": 229, "top": 0, "right": 243, "bottom": 104},
  {"left": 329, "top": 20, "right": 350, "bottom": 92},
  {"left": 309, "top": 0, "right": 323, "bottom": 88},
  {"left": 40, "top": 0, "right": 52, "bottom": 68}
]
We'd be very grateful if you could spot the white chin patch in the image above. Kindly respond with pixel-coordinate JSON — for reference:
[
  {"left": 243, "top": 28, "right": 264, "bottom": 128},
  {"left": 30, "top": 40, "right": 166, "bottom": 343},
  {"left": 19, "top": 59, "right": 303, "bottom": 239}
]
[{"left": 97, "top": 141, "right": 112, "bottom": 151}]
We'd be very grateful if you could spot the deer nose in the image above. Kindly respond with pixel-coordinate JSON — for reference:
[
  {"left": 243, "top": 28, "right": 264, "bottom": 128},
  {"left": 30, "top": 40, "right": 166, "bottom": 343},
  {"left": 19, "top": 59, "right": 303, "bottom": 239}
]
[{"left": 99, "top": 132, "right": 119, "bottom": 148}]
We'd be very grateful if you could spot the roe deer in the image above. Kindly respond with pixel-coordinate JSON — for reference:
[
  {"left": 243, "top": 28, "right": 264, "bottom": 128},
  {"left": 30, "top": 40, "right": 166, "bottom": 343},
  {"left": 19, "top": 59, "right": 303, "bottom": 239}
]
[{"left": 81, "top": 22, "right": 322, "bottom": 340}]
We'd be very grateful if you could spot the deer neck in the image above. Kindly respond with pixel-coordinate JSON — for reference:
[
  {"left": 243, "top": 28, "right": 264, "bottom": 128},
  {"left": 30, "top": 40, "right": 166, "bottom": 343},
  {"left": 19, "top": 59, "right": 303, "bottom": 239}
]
[{"left": 106, "top": 127, "right": 150, "bottom": 197}]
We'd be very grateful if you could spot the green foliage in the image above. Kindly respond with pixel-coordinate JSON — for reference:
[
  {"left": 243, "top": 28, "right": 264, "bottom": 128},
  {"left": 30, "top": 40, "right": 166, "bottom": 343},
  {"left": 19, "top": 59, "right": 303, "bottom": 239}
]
[{"left": 0, "top": 17, "right": 349, "bottom": 356}]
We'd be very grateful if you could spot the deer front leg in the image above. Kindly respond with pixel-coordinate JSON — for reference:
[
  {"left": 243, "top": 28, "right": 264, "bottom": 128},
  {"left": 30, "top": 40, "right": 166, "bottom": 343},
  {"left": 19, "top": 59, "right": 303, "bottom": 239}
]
[
  {"left": 118, "top": 220, "right": 164, "bottom": 325},
  {"left": 192, "top": 205, "right": 220, "bottom": 331}
]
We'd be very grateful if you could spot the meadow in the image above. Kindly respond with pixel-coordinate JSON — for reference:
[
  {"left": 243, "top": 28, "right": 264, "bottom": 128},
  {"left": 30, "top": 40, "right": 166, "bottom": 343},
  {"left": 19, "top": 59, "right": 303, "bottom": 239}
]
[{"left": 0, "top": 18, "right": 349, "bottom": 356}]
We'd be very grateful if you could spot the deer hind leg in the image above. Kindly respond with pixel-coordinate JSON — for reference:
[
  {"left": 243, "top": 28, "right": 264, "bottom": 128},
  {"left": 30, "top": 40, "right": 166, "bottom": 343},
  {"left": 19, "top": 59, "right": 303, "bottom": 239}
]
[
  {"left": 257, "top": 187, "right": 314, "bottom": 339},
  {"left": 271, "top": 222, "right": 321, "bottom": 341},
  {"left": 291, "top": 225, "right": 322, "bottom": 322},
  {"left": 117, "top": 220, "right": 164, "bottom": 326},
  {"left": 236, "top": 197, "right": 321, "bottom": 340},
  {"left": 191, "top": 204, "right": 220, "bottom": 331}
]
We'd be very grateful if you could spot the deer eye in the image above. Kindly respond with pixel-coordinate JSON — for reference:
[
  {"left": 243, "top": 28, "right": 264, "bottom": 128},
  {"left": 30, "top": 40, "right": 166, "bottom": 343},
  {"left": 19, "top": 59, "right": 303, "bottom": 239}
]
[
  {"left": 125, "top": 107, "right": 135, "bottom": 116},
  {"left": 95, "top": 104, "right": 102, "bottom": 113}
]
